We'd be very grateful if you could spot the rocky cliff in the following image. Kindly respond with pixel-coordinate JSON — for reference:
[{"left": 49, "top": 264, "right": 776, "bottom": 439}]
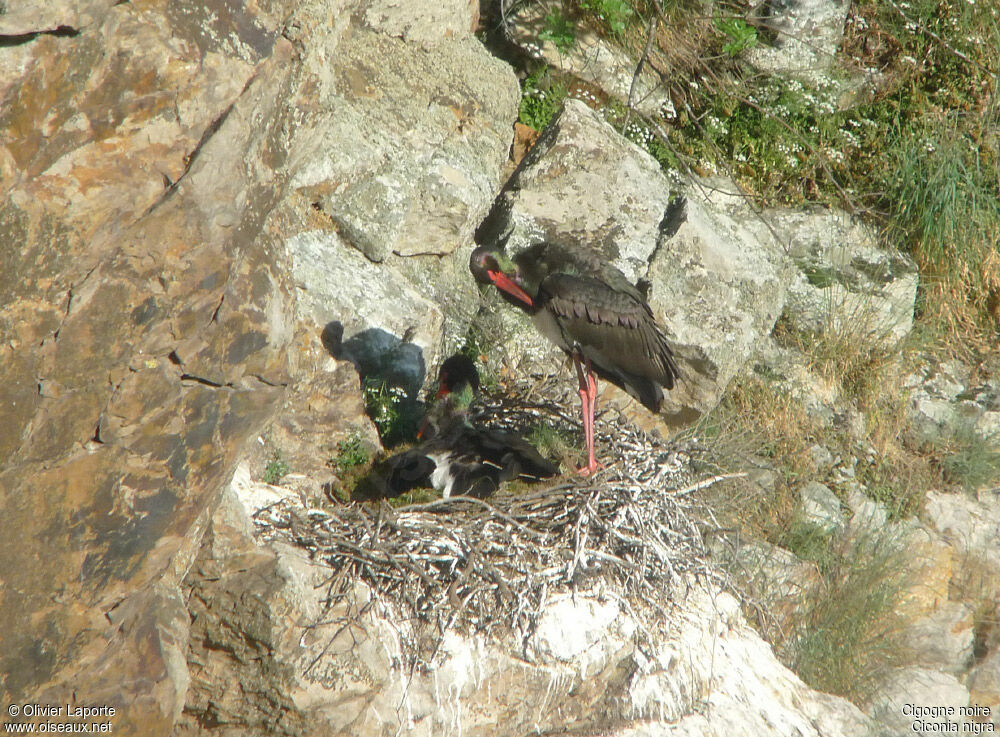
[{"left": 1, "top": 0, "right": 997, "bottom": 735}]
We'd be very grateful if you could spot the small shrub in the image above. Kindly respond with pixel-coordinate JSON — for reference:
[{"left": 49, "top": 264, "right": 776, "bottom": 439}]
[
  {"left": 779, "top": 520, "right": 833, "bottom": 570},
  {"left": 333, "top": 433, "right": 369, "bottom": 472},
  {"left": 263, "top": 454, "right": 290, "bottom": 485},
  {"left": 529, "top": 420, "right": 575, "bottom": 463},
  {"left": 581, "top": 0, "right": 634, "bottom": 36},
  {"left": 942, "top": 429, "right": 1000, "bottom": 494},
  {"left": 458, "top": 327, "right": 501, "bottom": 393},
  {"left": 539, "top": 9, "right": 576, "bottom": 52},
  {"left": 779, "top": 530, "right": 910, "bottom": 701},
  {"left": 714, "top": 16, "right": 758, "bottom": 57}
]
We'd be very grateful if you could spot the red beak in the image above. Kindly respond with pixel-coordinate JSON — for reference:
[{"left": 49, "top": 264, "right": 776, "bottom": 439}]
[{"left": 488, "top": 270, "right": 534, "bottom": 307}]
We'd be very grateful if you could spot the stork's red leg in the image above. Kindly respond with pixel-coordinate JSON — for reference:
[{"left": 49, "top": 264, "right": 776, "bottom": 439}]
[
  {"left": 585, "top": 360, "right": 600, "bottom": 471},
  {"left": 573, "top": 354, "right": 603, "bottom": 475},
  {"left": 574, "top": 355, "right": 591, "bottom": 470}
]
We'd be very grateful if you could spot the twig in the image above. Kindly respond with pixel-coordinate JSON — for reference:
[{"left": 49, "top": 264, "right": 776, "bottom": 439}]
[
  {"left": 623, "top": 13, "right": 660, "bottom": 131},
  {"left": 669, "top": 472, "right": 748, "bottom": 496}
]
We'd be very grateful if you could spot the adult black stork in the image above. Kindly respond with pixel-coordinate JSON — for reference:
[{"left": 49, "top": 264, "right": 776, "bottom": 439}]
[
  {"left": 470, "top": 242, "right": 679, "bottom": 474},
  {"left": 353, "top": 355, "right": 559, "bottom": 500}
]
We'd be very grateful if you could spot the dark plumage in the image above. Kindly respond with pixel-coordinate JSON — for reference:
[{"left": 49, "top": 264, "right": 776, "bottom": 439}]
[
  {"left": 470, "top": 241, "right": 679, "bottom": 473},
  {"left": 353, "top": 355, "right": 559, "bottom": 500}
]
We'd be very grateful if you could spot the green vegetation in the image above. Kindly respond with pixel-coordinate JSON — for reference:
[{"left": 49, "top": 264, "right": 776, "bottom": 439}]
[
  {"left": 779, "top": 530, "right": 910, "bottom": 701},
  {"left": 332, "top": 433, "right": 369, "bottom": 472},
  {"left": 263, "top": 454, "right": 290, "bottom": 485},
  {"left": 942, "top": 428, "right": 1000, "bottom": 494},
  {"left": 363, "top": 378, "right": 421, "bottom": 447},
  {"left": 387, "top": 487, "right": 440, "bottom": 507},
  {"left": 779, "top": 519, "right": 833, "bottom": 570},
  {"left": 540, "top": 9, "right": 576, "bottom": 52},
  {"left": 458, "top": 326, "right": 502, "bottom": 393},
  {"left": 518, "top": 66, "right": 569, "bottom": 131},
  {"left": 528, "top": 419, "right": 576, "bottom": 467},
  {"left": 714, "top": 16, "right": 757, "bottom": 57},
  {"left": 581, "top": 0, "right": 634, "bottom": 36}
]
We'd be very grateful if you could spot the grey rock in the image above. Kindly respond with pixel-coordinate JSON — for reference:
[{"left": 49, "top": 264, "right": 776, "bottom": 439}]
[
  {"left": 390, "top": 247, "right": 483, "bottom": 358},
  {"left": 289, "top": 27, "right": 519, "bottom": 262},
  {"left": 905, "top": 359, "right": 1000, "bottom": 445},
  {"left": 648, "top": 182, "right": 794, "bottom": 422},
  {"left": 363, "top": 0, "right": 477, "bottom": 45},
  {"left": 776, "top": 209, "right": 919, "bottom": 347},
  {"left": 868, "top": 667, "right": 970, "bottom": 736},
  {"left": 901, "top": 601, "right": 975, "bottom": 675},
  {"left": 484, "top": 99, "right": 674, "bottom": 283},
  {"left": 844, "top": 482, "right": 889, "bottom": 530},
  {"left": 808, "top": 444, "right": 836, "bottom": 470},
  {"left": 508, "top": 5, "right": 673, "bottom": 119},
  {"left": 799, "top": 481, "right": 845, "bottom": 532},
  {"left": 924, "top": 491, "right": 1000, "bottom": 572},
  {"left": 753, "top": 337, "right": 841, "bottom": 425},
  {"left": 728, "top": 539, "right": 818, "bottom": 604},
  {"left": 748, "top": 0, "right": 852, "bottom": 82},
  {"left": 967, "top": 648, "right": 1000, "bottom": 726},
  {"left": 289, "top": 230, "right": 444, "bottom": 394}
]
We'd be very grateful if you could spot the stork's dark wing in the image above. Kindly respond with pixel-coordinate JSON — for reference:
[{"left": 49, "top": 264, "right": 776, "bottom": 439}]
[
  {"left": 537, "top": 272, "right": 678, "bottom": 406},
  {"left": 352, "top": 451, "right": 436, "bottom": 500},
  {"left": 471, "top": 428, "right": 560, "bottom": 480}
]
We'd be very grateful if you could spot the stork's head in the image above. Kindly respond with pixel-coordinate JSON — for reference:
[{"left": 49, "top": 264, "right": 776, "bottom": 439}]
[
  {"left": 470, "top": 245, "right": 534, "bottom": 307},
  {"left": 418, "top": 355, "right": 480, "bottom": 439}
]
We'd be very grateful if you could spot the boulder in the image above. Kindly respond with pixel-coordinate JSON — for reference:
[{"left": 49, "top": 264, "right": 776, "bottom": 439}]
[
  {"left": 507, "top": 4, "right": 673, "bottom": 118},
  {"left": 868, "top": 667, "right": 970, "bottom": 735},
  {"left": 924, "top": 491, "right": 1000, "bottom": 574},
  {"left": 843, "top": 482, "right": 889, "bottom": 531},
  {"left": 894, "top": 526, "right": 955, "bottom": 620},
  {"left": 776, "top": 209, "right": 919, "bottom": 348},
  {"left": 363, "top": 0, "right": 479, "bottom": 45},
  {"left": 288, "top": 20, "right": 519, "bottom": 263},
  {"left": 748, "top": 0, "right": 852, "bottom": 83},
  {"left": 799, "top": 481, "right": 846, "bottom": 532},
  {"left": 901, "top": 602, "right": 975, "bottom": 675},
  {"left": 646, "top": 180, "right": 795, "bottom": 423},
  {"left": 967, "top": 648, "right": 1000, "bottom": 728},
  {"left": 905, "top": 359, "right": 1000, "bottom": 445},
  {"left": 288, "top": 229, "right": 444, "bottom": 395}
]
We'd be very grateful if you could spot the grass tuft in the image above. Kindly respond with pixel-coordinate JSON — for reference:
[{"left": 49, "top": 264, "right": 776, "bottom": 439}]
[
  {"left": 942, "top": 428, "right": 1000, "bottom": 494},
  {"left": 539, "top": 9, "right": 576, "bottom": 52},
  {"left": 779, "top": 530, "right": 910, "bottom": 702}
]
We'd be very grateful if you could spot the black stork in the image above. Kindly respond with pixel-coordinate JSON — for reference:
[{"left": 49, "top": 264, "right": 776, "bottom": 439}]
[
  {"left": 470, "top": 242, "right": 679, "bottom": 474},
  {"left": 353, "top": 355, "right": 559, "bottom": 500}
]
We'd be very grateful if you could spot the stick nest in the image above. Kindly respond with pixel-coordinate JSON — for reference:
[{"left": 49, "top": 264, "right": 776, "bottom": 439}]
[{"left": 252, "top": 374, "right": 727, "bottom": 671}]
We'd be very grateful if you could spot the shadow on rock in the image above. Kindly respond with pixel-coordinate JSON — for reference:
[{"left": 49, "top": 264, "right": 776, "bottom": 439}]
[{"left": 322, "top": 321, "right": 427, "bottom": 447}]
